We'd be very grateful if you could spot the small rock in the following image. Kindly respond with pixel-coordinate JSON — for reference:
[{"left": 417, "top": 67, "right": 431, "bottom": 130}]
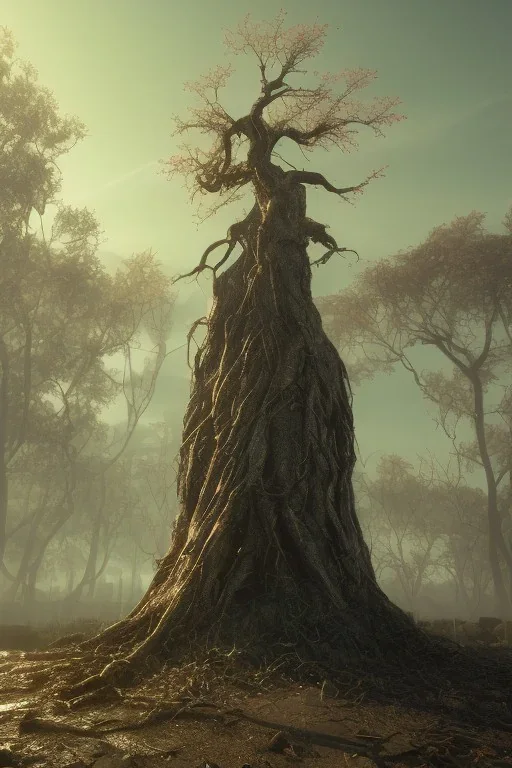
[
  {"left": 93, "top": 756, "right": 132, "bottom": 768},
  {"left": 0, "top": 625, "right": 42, "bottom": 651},
  {"left": 493, "top": 621, "right": 512, "bottom": 643},
  {"left": 478, "top": 616, "right": 502, "bottom": 632},
  {"left": 429, "top": 619, "right": 454, "bottom": 637},
  {"left": 460, "top": 621, "right": 482, "bottom": 639},
  {"left": 48, "top": 633, "right": 86, "bottom": 649},
  {"left": 0, "top": 747, "right": 20, "bottom": 768}
]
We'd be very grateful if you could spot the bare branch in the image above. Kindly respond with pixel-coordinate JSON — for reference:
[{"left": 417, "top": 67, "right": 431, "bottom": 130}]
[
  {"left": 172, "top": 238, "right": 231, "bottom": 283},
  {"left": 302, "top": 216, "right": 359, "bottom": 268},
  {"left": 224, "top": 11, "right": 328, "bottom": 84},
  {"left": 172, "top": 203, "right": 260, "bottom": 284},
  {"left": 277, "top": 122, "right": 334, "bottom": 146},
  {"left": 286, "top": 169, "right": 358, "bottom": 195},
  {"left": 310, "top": 247, "right": 359, "bottom": 268},
  {"left": 265, "top": 70, "right": 404, "bottom": 154},
  {"left": 163, "top": 12, "right": 403, "bottom": 220},
  {"left": 251, "top": 86, "right": 292, "bottom": 122},
  {"left": 285, "top": 168, "right": 386, "bottom": 199}
]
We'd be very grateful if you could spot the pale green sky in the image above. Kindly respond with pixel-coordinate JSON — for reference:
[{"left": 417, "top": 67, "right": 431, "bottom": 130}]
[{"left": 3, "top": 0, "right": 511, "bottom": 480}]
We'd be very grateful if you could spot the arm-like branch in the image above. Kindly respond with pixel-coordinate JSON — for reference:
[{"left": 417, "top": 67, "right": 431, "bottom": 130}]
[
  {"left": 275, "top": 114, "right": 394, "bottom": 150},
  {"left": 195, "top": 121, "right": 246, "bottom": 192},
  {"left": 277, "top": 123, "right": 333, "bottom": 147},
  {"left": 172, "top": 238, "right": 232, "bottom": 283},
  {"left": 286, "top": 170, "right": 363, "bottom": 196},
  {"left": 310, "top": 246, "right": 359, "bottom": 268},
  {"left": 303, "top": 217, "right": 359, "bottom": 268},
  {"left": 251, "top": 59, "right": 293, "bottom": 121},
  {"left": 251, "top": 85, "right": 292, "bottom": 123},
  {"left": 172, "top": 204, "right": 260, "bottom": 284}
]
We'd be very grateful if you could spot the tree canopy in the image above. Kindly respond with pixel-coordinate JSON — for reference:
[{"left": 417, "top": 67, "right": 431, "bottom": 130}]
[{"left": 0, "top": 28, "right": 176, "bottom": 598}]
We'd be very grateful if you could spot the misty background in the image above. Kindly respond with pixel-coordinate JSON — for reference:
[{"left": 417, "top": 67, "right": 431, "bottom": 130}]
[{"left": 1, "top": 0, "right": 511, "bottom": 627}]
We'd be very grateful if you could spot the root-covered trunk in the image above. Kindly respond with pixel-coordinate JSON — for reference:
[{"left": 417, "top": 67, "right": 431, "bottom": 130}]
[{"left": 85, "top": 185, "right": 429, "bottom": 682}]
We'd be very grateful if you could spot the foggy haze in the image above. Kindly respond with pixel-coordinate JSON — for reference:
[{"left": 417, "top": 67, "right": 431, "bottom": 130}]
[{"left": 1, "top": 0, "right": 511, "bottom": 631}]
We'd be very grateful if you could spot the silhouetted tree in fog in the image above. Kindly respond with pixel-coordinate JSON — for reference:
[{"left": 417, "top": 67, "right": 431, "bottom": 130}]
[
  {"left": 0, "top": 29, "right": 175, "bottom": 596},
  {"left": 320, "top": 209, "right": 512, "bottom": 616}
]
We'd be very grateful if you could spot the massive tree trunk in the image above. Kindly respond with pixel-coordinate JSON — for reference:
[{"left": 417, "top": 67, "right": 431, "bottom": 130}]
[
  {"left": 19, "top": 24, "right": 512, "bottom": 724},
  {"left": 72, "top": 182, "right": 432, "bottom": 694}
]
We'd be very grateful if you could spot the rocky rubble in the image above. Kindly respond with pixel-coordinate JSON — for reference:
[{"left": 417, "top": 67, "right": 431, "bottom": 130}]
[
  {"left": 417, "top": 616, "right": 512, "bottom": 644},
  {"left": 0, "top": 620, "right": 105, "bottom": 652}
]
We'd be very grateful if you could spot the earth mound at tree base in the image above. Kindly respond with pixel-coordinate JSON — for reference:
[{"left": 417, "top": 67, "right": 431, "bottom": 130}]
[
  {"left": 19, "top": 599, "right": 507, "bottom": 730},
  {"left": 1, "top": 633, "right": 512, "bottom": 768}
]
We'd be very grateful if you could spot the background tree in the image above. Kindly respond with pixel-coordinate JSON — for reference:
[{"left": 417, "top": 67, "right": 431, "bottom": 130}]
[
  {"left": 319, "top": 208, "right": 512, "bottom": 616},
  {"left": 433, "top": 479, "right": 491, "bottom": 618},
  {"left": 0, "top": 27, "right": 86, "bottom": 564},
  {"left": 98, "top": 419, "right": 180, "bottom": 606},
  {"left": 357, "top": 454, "right": 446, "bottom": 612},
  {"left": 122, "top": 419, "right": 180, "bottom": 568},
  {"left": 355, "top": 453, "right": 492, "bottom": 618},
  {"left": 0, "top": 28, "right": 176, "bottom": 601},
  {"left": 0, "top": 226, "right": 175, "bottom": 600}
]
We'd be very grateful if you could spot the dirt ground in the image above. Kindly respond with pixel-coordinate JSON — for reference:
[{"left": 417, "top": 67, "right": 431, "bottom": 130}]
[
  {"left": 1, "top": 653, "right": 512, "bottom": 768},
  {"left": 1, "top": 620, "right": 512, "bottom": 768}
]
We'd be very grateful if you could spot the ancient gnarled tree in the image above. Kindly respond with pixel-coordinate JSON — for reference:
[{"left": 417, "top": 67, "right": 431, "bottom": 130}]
[{"left": 62, "top": 12, "right": 443, "bottom": 696}]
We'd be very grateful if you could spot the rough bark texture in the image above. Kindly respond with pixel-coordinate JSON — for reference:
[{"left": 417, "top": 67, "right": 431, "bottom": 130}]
[
  {"left": 15, "top": 32, "right": 512, "bottom": 721},
  {"left": 77, "top": 177, "right": 433, "bottom": 691}
]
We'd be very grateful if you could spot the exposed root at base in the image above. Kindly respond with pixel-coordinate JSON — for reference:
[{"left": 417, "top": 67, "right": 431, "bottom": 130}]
[
  {"left": 3, "top": 618, "right": 512, "bottom": 768},
  {"left": 16, "top": 604, "right": 509, "bottom": 738},
  {"left": 48, "top": 604, "right": 427, "bottom": 701},
  {"left": 18, "top": 696, "right": 414, "bottom": 765},
  {"left": 13, "top": 670, "right": 512, "bottom": 768}
]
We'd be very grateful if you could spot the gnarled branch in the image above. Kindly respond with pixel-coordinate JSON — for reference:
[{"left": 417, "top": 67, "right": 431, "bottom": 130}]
[
  {"left": 310, "top": 247, "right": 359, "bottom": 268},
  {"left": 172, "top": 238, "right": 231, "bottom": 284},
  {"left": 276, "top": 123, "right": 332, "bottom": 147},
  {"left": 303, "top": 217, "right": 359, "bottom": 268},
  {"left": 172, "top": 204, "right": 260, "bottom": 284},
  {"left": 251, "top": 85, "right": 292, "bottom": 122},
  {"left": 285, "top": 170, "right": 364, "bottom": 196},
  {"left": 195, "top": 123, "right": 244, "bottom": 192}
]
